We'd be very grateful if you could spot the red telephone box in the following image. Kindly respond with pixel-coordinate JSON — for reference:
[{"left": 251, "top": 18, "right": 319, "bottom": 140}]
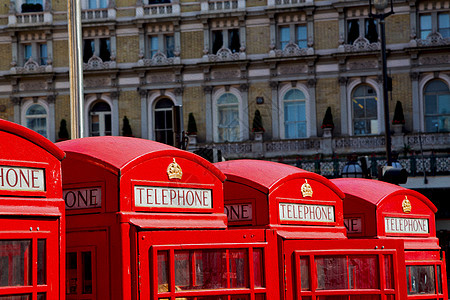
[
  {"left": 0, "top": 119, "right": 65, "bottom": 300},
  {"left": 58, "top": 137, "right": 278, "bottom": 300},
  {"left": 215, "top": 159, "right": 407, "bottom": 300},
  {"left": 332, "top": 178, "right": 448, "bottom": 300}
]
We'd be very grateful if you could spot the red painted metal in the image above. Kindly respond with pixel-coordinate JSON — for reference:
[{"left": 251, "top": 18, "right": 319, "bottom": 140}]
[
  {"left": 215, "top": 159, "right": 409, "bottom": 300},
  {"left": 333, "top": 178, "right": 448, "bottom": 300},
  {"left": 0, "top": 119, "right": 65, "bottom": 300},
  {"left": 59, "top": 137, "right": 279, "bottom": 300}
]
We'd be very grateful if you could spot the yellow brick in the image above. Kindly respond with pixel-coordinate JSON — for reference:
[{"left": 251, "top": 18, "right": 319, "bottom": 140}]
[
  {"left": 183, "top": 86, "right": 205, "bottom": 141},
  {"left": 52, "top": 0, "right": 67, "bottom": 12},
  {"left": 386, "top": 14, "right": 410, "bottom": 44},
  {"left": 0, "top": 44, "right": 12, "bottom": 70},
  {"left": 316, "top": 78, "right": 340, "bottom": 134},
  {"left": 116, "top": 36, "right": 139, "bottom": 64},
  {"left": 119, "top": 91, "right": 141, "bottom": 137},
  {"left": 246, "top": 0, "right": 266, "bottom": 8},
  {"left": 391, "top": 73, "right": 412, "bottom": 131},
  {"left": 181, "top": 3, "right": 201, "bottom": 13},
  {"left": 249, "top": 83, "right": 272, "bottom": 136},
  {"left": 53, "top": 40, "right": 69, "bottom": 68},
  {"left": 0, "top": 98, "right": 14, "bottom": 122},
  {"left": 116, "top": 8, "right": 135, "bottom": 18},
  {"left": 55, "top": 94, "right": 71, "bottom": 139},
  {"left": 314, "top": 20, "right": 339, "bottom": 50},
  {"left": 247, "top": 26, "right": 270, "bottom": 55},
  {"left": 181, "top": 31, "right": 203, "bottom": 59},
  {"left": 116, "top": 0, "right": 136, "bottom": 7}
]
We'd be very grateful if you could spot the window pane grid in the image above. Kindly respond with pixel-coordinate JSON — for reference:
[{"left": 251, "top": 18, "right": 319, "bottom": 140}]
[
  {"left": 420, "top": 14, "right": 432, "bottom": 39},
  {"left": 424, "top": 80, "right": 450, "bottom": 133},
  {"left": 438, "top": 13, "right": 450, "bottom": 38},
  {"left": 296, "top": 25, "right": 307, "bottom": 48}
]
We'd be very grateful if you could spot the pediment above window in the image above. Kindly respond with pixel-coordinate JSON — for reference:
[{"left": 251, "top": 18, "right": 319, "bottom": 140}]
[
  {"left": 340, "top": 36, "right": 380, "bottom": 53},
  {"left": 10, "top": 58, "right": 52, "bottom": 74},
  {"left": 207, "top": 47, "right": 244, "bottom": 62},
  {"left": 83, "top": 55, "right": 116, "bottom": 70},
  {"left": 416, "top": 32, "right": 450, "bottom": 47},
  {"left": 138, "top": 51, "right": 180, "bottom": 66},
  {"left": 270, "top": 42, "right": 313, "bottom": 57}
]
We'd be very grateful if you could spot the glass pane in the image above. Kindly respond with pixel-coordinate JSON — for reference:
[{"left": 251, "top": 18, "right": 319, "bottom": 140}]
[
  {"left": 89, "top": 0, "right": 97, "bottom": 8},
  {"left": 407, "top": 265, "right": 436, "bottom": 295},
  {"left": 253, "top": 248, "right": 264, "bottom": 287},
  {"left": 99, "top": 38, "right": 111, "bottom": 62},
  {"left": 315, "top": 256, "right": 348, "bottom": 290},
  {"left": 27, "top": 104, "right": 46, "bottom": 115},
  {"left": 229, "top": 249, "right": 248, "bottom": 288},
  {"left": 194, "top": 250, "right": 227, "bottom": 289},
  {"left": 151, "top": 36, "right": 159, "bottom": 57},
  {"left": 385, "top": 295, "right": 395, "bottom": 300},
  {"left": 37, "top": 293, "right": 46, "bottom": 300},
  {"left": 91, "top": 101, "right": 111, "bottom": 112},
  {"left": 218, "top": 93, "right": 238, "bottom": 105},
  {"left": 37, "top": 239, "right": 46, "bottom": 285},
  {"left": 212, "top": 31, "right": 223, "bottom": 54},
  {"left": 420, "top": 15, "right": 432, "bottom": 39},
  {"left": 439, "top": 13, "right": 450, "bottom": 38},
  {"left": 66, "top": 252, "right": 77, "bottom": 294},
  {"left": 297, "top": 25, "right": 307, "bottom": 48},
  {"left": 157, "top": 251, "right": 169, "bottom": 292},
  {"left": 100, "top": 0, "right": 107, "bottom": 8},
  {"left": 365, "top": 19, "right": 378, "bottom": 43},
  {"left": 348, "top": 255, "right": 379, "bottom": 289},
  {"left": 349, "top": 296, "right": 380, "bottom": 300},
  {"left": 229, "top": 29, "right": 240, "bottom": 53},
  {"left": 218, "top": 104, "right": 239, "bottom": 142},
  {"left": 24, "top": 45, "right": 32, "bottom": 61},
  {"left": 104, "top": 114, "right": 112, "bottom": 135},
  {"left": 0, "top": 240, "right": 31, "bottom": 287},
  {"left": 280, "top": 26, "right": 290, "bottom": 49},
  {"left": 284, "top": 89, "right": 305, "bottom": 101},
  {"left": 425, "top": 116, "right": 439, "bottom": 132},
  {"left": 156, "top": 98, "right": 174, "bottom": 109},
  {"left": 425, "top": 80, "right": 449, "bottom": 93},
  {"left": 165, "top": 35, "right": 175, "bottom": 58},
  {"left": 40, "top": 44, "right": 48, "bottom": 65},
  {"left": 255, "top": 294, "right": 265, "bottom": 300},
  {"left": 82, "top": 252, "right": 92, "bottom": 294},
  {"left": 27, "top": 116, "right": 47, "bottom": 137},
  {"left": 365, "top": 97, "right": 377, "bottom": 118},
  {"left": 347, "top": 19, "right": 359, "bottom": 44},
  {"left": 91, "top": 115, "right": 100, "bottom": 136},
  {"left": 174, "top": 251, "right": 191, "bottom": 289},
  {"left": 384, "top": 255, "right": 394, "bottom": 289},
  {"left": 425, "top": 95, "right": 437, "bottom": 114},
  {"left": 317, "top": 296, "right": 347, "bottom": 300},
  {"left": 300, "top": 256, "right": 310, "bottom": 291},
  {"left": 438, "top": 94, "right": 450, "bottom": 114}
]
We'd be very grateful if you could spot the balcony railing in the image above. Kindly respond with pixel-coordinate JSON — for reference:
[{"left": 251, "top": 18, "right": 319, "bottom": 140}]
[
  {"left": 200, "top": 0, "right": 245, "bottom": 12},
  {"left": 136, "top": 3, "right": 180, "bottom": 17},
  {"left": 81, "top": 8, "right": 116, "bottom": 21},
  {"left": 8, "top": 12, "right": 52, "bottom": 26},
  {"left": 267, "top": 0, "right": 312, "bottom": 8}
]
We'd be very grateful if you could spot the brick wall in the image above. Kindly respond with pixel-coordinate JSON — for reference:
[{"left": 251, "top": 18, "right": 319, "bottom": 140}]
[
  {"left": 386, "top": 14, "right": 410, "bottom": 44},
  {"left": 316, "top": 78, "right": 340, "bottom": 135},
  {"left": 55, "top": 94, "right": 71, "bottom": 139},
  {"left": 247, "top": 0, "right": 266, "bottom": 8},
  {"left": 314, "top": 20, "right": 339, "bottom": 50},
  {"left": 52, "top": 0, "right": 67, "bottom": 12},
  {"left": 247, "top": 26, "right": 270, "bottom": 55},
  {"left": 391, "top": 72, "right": 412, "bottom": 131},
  {"left": 180, "top": 31, "right": 203, "bottom": 59},
  {"left": 249, "top": 83, "right": 272, "bottom": 138},
  {"left": 119, "top": 90, "right": 141, "bottom": 137},
  {"left": 116, "top": 36, "right": 139, "bottom": 64},
  {"left": 0, "top": 44, "right": 11, "bottom": 70},
  {"left": 183, "top": 86, "right": 205, "bottom": 142},
  {"left": 53, "top": 40, "right": 69, "bottom": 68},
  {"left": 0, "top": 98, "right": 14, "bottom": 122}
]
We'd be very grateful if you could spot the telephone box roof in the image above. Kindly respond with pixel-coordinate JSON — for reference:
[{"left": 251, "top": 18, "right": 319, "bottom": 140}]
[
  {"left": 332, "top": 178, "right": 436, "bottom": 213},
  {"left": 0, "top": 119, "right": 65, "bottom": 161},
  {"left": 58, "top": 136, "right": 225, "bottom": 179},
  {"left": 215, "top": 159, "right": 345, "bottom": 198}
]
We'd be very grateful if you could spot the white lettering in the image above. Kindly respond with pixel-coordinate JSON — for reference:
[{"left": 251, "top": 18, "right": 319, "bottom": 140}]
[
  {"left": 0, "top": 166, "right": 45, "bottom": 192},
  {"left": 279, "top": 203, "right": 335, "bottom": 222},
  {"left": 134, "top": 186, "right": 212, "bottom": 209},
  {"left": 384, "top": 217, "right": 429, "bottom": 234},
  {"left": 225, "top": 204, "right": 253, "bottom": 222},
  {"left": 63, "top": 187, "right": 102, "bottom": 210}
]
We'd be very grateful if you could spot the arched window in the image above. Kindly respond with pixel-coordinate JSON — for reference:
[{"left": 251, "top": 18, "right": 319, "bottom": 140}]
[
  {"left": 217, "top": 93, "right": 239, "bottom": 142},
  {"left": 283, "top": 89, "right": 306, "bottom": 139},
  {"left": 424, "top": 80, "right": 450, "bottom": 132},
  {"left": 352, "top": 85, "right": 378, "bottom": 135},
  {"left": 25, "top": 104, "right": 47, "bottom": 137},
  {"left": 90, "top": 101, "right": 111, "bottom": 136},
  {"left": 154, "top": 98, "right": 174, "bottom": 145}
]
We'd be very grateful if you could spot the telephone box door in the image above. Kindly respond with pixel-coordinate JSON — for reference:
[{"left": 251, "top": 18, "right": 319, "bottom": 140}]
[
  {"left": 0, "top": 218, "right": 60, "bottom": 299},
  {"left": 66, "top": 230, "right": 109, "bottom": 300}
]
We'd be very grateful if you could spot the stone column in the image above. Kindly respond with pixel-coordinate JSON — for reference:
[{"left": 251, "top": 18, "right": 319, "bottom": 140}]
[
  {"left": 204, "top": 86, "right": 213, "bottom": 142},
  {"left": 47, "top": 95, "right": 56, "bottom": 142},
  {"left": 339, "top": 76, "right": 349, "bottom": 135},
  {"left": 307, "top": 78, "right": 317, "bottom": 137},
  {"left": 11, "top": 97, "right": 20, "bottom": 124},
  {"left": 270, "top": 81, "right": 279, "bottom": 139},
  {"left": 139, "top": 89, "right": 148, "bottom": 139},
  {"left": 240, "top": 83, "right": 249, "bottom": 141},
  {"left": 410, "top": 72, "right": 420, "bottom": 132},
  {"left": 111, "top": 91, "right": 119, "bottom": 136}
]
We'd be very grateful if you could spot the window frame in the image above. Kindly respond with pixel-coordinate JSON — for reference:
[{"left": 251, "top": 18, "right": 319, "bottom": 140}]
[
  {"left": 82, "top": 38, "right": 111, "bottom": 63},
  {"left": 153, "top": 97, "right": 174, "bottom": 146},
  {"left": 278, "top": 85, "right": 310, "bottom": 140},
  {"left": 211, "top": 28, "right": 241, "bottom": 54},
  {"left": 19, "top": 42, "right": 48, "bottom": 66},
  {"left": 147, "top": 34, "right": 175, "bottom": 58},
  {"left": 20, "top": 99, "right": 49, "bottom": 138},
  {"left": 348, "top": 82, "right": 382, "bottom": 136},
  {"left": 278, "top": 24, "right": 308, "bottom": 50},
  {"left": 406, "top": 261, "right": 446, "bottom": 298},
  {"left": 346, "top": 17, "right": 379, "bottom": 45},
  {"left": 150, "top": 243, "right": 268, "bottom": 300},
  {"left": 213, "top": 90, "right": 243, "bottom": 143},
  {"left": 294, "top": 249, "right": 399, "bottom": 299},
  {"left": 423, "top": 79, "right": 450, "bottom": 133},
  {"left": 89, "top": 101, "right": 112, "bottom": 137},
  {"left": 418, "top": 10, "right": 450, "bottom": 40}
]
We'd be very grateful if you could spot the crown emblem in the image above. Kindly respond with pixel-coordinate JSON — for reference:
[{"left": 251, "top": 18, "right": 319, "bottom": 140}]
[
  {"left": 301, "top": 179, "right": 313, "bottom": 198},
  {"left": 402, "top": 196, "right": 411, "bottom": 213},
  {"left": 167, "top": 158, "right": 182, "bottom": 180}
]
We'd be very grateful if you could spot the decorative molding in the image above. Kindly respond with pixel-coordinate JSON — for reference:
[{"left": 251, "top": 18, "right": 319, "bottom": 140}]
[
  {"left": 307, "top": 78, "right": 316, "bottom": 88},
  {"left": 239, "top": 83, "right": 248, "bottom": 92},
  {"left": 278, "top": 64, "right": 308, "bottom": 75},
  {"left": 149, "top": 73, "right": 174, "bottom": 83},
  {"left": 269, "top": 81, "right": 278, "bottom": 90},
  {"left": 10, "top": 58, "right": 51, "bottom": 74},
  {"left": 271, "top": 43, "right": 311, "bottom": 57},
  {"left": 10, "top": 97, "right": 20, "bottom": 105},
  {"left": 137, "top": 51, "right": 180, "bottom": 66},
  {"left": 208, "top": 47, "right": 241, "bottom": 62},
  {"left": 347, "top": 60, "right": 378, "bottom": 70},
  {"left": 417, "top": 32, "right": 450, "bottom": 47},
  {"left": 338, "top": 76, "right": 348, "bottom": 86},
  {"left": 419, "top": 55, "right": 450, "bottom": 66},
  {"left": 84, "top": 77, "right": 110, "bottom": 88},
  {"left": 19, "top": 80, "right": 47, "bottom": 91},
  {"left": 410, "top": 72, "right": 420, "bottom": 81},
  {"left": 342, "top": 37, "right": 380, "bottom": 52},
  {"left": 211, "top": 70, "right": 240, "bottom": 80},
  {"left": 83, "top": 55, "right": 116, "bottom": 70},
  {"left": 203, "top": 86, "right": 213, "bottom": 93}
]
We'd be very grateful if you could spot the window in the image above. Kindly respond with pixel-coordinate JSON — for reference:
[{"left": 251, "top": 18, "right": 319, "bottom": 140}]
[
  {"left": 419, "top": 11, "right": 450, "bottom": 39},
  {"left": 154, "top": 98, "right": 174, "bottom": 146},
  {"left": 83, "top": 38, "right": 111, "bottom": 63},
  {"left": 88, "top": 0, "right": 107, "bottom": 9},
  {"left": 347, "top": 18, "right": 378, "bottom": 44},
  {"left": 25, "top": 104, "right": 48, "bottom": 138},
  {"left": 217, "top": 93, "right": 239, "bottom": 142},
  {"left": 89, "top": 101, "right": 111, "bottom": 136},
  {"left": 352, "top": 85, "right": 378, "bottom": 135},
  {"left": 406, "top": 264, "right": 444, "bottom": 296},
  {"left": 21, "top": 43, "right": 48, "bottom": 66},
  {"left": 154, "top": 247, "right": 265, "bottom": 299},
  {"left": 21, "top": 0, "right": 43, "bottom": 12},
  {"left": 279, "top": 25, "right": 307, "bottom": 49},
  {"left": 283, "top": 89, "right": 306, "bottom": 139},
  {"left": 424, "top": 80, "right": 450, "bottom": 133},
  {"left": 296, "top": 252, "right": 396, "bottom": 299},
  {"left": 66, "top": 249, "right": 94, "bottom": 297},
  {"left": 148, "top": 35, "right": 174, "bottom": 58},
  {"left": 212, "top": 29, "right": 240, "bottom": 54}
]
